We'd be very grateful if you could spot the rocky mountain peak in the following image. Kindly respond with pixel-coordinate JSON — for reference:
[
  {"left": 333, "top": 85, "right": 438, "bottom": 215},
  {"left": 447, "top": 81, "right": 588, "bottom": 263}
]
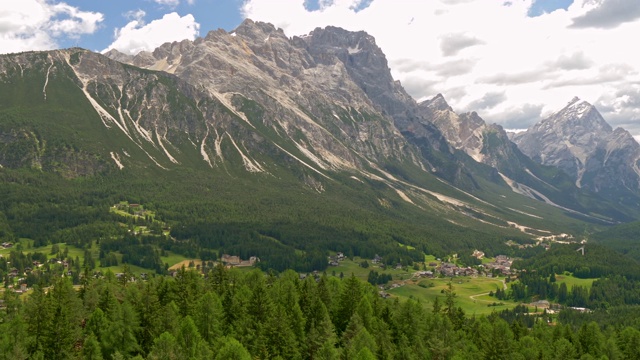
[
  {"left": 537, "top": 97, "right": 612, "bottom": 135},
  {"left": 513, "top": 97, "right": 640, "bottom": 198},
  {"left": 103, "top": 49, "right": 132, "bottom": 63},
  {"left": 422, "top": 93, "right": 453, "bottom": 112},
  {"left": 463, "top": 111, "right": 487, "bottom": 129},
  {"left": 300, "top": 27, "right": 460, "bottom": 174},
  {"left": 232, "top": 18, "right": 287, "bottom": 41},
  {"left": 305, "top": 26, "right": 377, "bottom": 51},
  {"left": 302, "top": 25, "right": 388, "bottom": 76}
]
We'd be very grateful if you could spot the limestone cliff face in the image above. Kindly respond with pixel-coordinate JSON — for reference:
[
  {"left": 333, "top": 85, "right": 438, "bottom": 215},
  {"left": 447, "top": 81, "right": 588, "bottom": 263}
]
[
  {"left": 418, "top": 94, "right": 527, "bottom": 175},
  {"left": 299, "top": 26, "right": 455, "bottom": 168},
  {"left": 109, "top": 19, "right": 422, "bottom": 174}
]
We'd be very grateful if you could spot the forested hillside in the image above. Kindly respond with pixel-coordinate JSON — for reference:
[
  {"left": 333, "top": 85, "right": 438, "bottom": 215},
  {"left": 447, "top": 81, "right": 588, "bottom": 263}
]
[{"left": 0, "top": 165, "right": 532, "bottom": 275}]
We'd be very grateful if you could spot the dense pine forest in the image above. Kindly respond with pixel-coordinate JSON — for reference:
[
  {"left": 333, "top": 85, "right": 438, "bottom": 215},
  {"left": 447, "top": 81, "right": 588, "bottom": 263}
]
[{"left": 2, "top": 265, "right": 640, "bottom": 360}]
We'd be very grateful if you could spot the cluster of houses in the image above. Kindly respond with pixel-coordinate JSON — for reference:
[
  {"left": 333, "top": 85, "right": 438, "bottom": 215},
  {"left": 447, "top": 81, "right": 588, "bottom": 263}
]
[
  {"left": 328, "top": 253, "right": 409, "bottom": 270},
  {"left": 482, "top": 255, "right": 514, "bottom": 276},
  {"left": 438, "top": 262, "right": 479, "bottom": 277},
  {"left": 114, "top": 202, "right": 146, "bottom": 216},
  {"left": 167, "top": 254, "right": 260, "bottom": 276},
  {"left": 327, "top": 252, "right": 347, "bottom": 267},
  {"left": 299, "top": 270, "right": 323, "bottom": 281},
  {"left": 417, "top": 252, "right": 515, "bottom": 278},
  {"left": 1, "top": 242, "right": 13, "bottom": 249},
  {"left": 3, "top": 283, "right": 28, "bottom": 295},
  {"left": 379, "top": 282, "right": 404, "bottom": 299},
  {"left": 113, "top": 272, "right": 149, "bottom": 282},
  {"left": 325, "top": 251, "right": 515, "bottom": 279},
  {"left": 220, "top": 254, "right": 260, "bottom": 267},
  {"left": 6, "top": 259, "right": 47, "bottom": 279}
]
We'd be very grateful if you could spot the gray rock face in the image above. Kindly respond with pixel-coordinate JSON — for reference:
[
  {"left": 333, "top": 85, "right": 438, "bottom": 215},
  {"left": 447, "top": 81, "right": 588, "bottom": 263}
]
[
  {"left": 419, "top": 94, "right": 567, "bottom": 193},
  {"left": 110, "top": 19, "right": 422, "bottom": 173},
  {"left": 419, "top": 95, "right": 488, "bottom": 162},
  {"left": 300, "top": 26, "right": 453, "bottom": 156},
  {"left": 513, "top": 97, "right": 640, "bottom": 198}
]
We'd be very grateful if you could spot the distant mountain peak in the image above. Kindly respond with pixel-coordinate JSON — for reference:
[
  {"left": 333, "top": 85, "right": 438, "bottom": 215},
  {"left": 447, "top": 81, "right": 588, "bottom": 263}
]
[
  {"left": 425, "top": 93, "right": 452, "bottom": 112},
  {"left": 549, "top": 97, "right": 611, "bottom": 133},
  {"left": 513, "top": 96, "right": 640, "bottom": 198},
  {"left": 232, "top": 18, "right": 287, "bottom": 42}
]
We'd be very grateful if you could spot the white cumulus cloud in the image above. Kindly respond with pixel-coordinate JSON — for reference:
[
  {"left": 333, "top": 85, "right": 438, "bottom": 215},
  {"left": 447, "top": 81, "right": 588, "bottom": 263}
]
[
  {"left": 242, "top": 0, "right": 640, "bottom": 137},
  {"left": 0, "top": 0, "right": 103, "bottom": 54},
  {"left": 153, "top": 0, "right": 181, "bottom": 7},
  {"left": 103, "top": 12, "right": 200, "bottom": 55},
  {"left": 153, "top": 0, "right": 196, "bottom": 7}
]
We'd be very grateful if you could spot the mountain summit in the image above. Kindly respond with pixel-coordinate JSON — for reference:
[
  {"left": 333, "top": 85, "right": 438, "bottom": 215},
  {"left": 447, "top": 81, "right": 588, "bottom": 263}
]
[{"left": 513, "top": 98, "right": 640, "bottom": 203}]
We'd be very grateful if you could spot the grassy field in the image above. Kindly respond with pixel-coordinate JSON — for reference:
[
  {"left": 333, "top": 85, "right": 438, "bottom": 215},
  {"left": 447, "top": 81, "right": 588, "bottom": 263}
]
[
  {"left": 160, "top": 251, "right": 191, "bottom": 268},
  {"left": 0, "top": 238, "right": 188, "bottom": 276},
  {"left": 168, "top": 259, "right": 204, "bottom": 271},
  {"left": 555, "top": 274, "right": 596, "bottom": 288},
  {"left": 0, "top": 239, "right": 85, "bottom": 260},
  {"left": 327, "top": 257, "right": 523, "bottom": 315},
  {"left": 481, "top": 257, "right": 495, "bottom": 264},
  {"left": 387, "top": 276, "right": 519, "bottom": 315},
  {"left": 424, "top": 254, "right": 440, "bottom": 265},
  {"left": 97, "top": 263, "right": 153, "bottom": 275},
  {"left": 327, "top": 256, "right": 415, "bottom": 281}
]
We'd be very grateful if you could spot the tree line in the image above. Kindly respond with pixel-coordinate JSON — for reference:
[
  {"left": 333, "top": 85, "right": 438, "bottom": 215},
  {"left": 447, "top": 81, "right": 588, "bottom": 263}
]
[{"left": 3, "top": 265, "right": 640, "bottom": 359}]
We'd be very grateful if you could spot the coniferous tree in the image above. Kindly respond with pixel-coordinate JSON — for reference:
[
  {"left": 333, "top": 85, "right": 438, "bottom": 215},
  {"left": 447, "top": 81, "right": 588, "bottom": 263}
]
[
  {"left": 23, "top": 285, "right": 50, "bottom": 355},
  {"left": 194, "top": 291, "right": 223, "bottom": 346},
  {"left": 336, "top": 274, "right": 361, "bottom": 335},
  {"left": 102, "top": 300, "right": 140, "bottom": 358},
  {"left": 245, "top": 270, "right": 274, "bottom": 358},
  {"left": 177, "top": 315, "right": 211, "bottom": 360},
  {"left": 147, "top": 332, "right": 180, "bottom": 360},
  {"left": 617, "top": 327, "right": 640, "bottom": 360},
  {"left": 43, "top": 277, "right": 83, "bottom": 360},
  {"left": 214, "top": 337, "right": 252, "bottom": 360},
  {"left": 83, "top": 332, "right": 104, "bottom": 360}
]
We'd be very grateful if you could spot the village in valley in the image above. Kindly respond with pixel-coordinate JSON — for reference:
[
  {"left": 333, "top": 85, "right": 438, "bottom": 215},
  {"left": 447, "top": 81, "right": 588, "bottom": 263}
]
[
  {"left": 328, "top": 248, "right": 515, "bottom": 281},
  {"left": 0, "top": 201, "right": 265, "bottom": 301},
  {"left": 2, "top": 201, "right": 589, "bottom": 318},
  {"left": 324, "top": 237, "right": 591, "bottom": 316}
]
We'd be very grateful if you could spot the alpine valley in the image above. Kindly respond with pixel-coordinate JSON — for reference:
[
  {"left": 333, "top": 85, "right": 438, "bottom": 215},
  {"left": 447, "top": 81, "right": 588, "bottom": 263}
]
[{"left": 1, "top": 19, "right": 640, "bottom": 272}]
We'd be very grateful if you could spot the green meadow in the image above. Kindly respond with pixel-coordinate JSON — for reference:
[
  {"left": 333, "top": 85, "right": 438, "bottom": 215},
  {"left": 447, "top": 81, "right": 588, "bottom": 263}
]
[{"left": 387, "top": 276, "right": 520, "bottom": 315}]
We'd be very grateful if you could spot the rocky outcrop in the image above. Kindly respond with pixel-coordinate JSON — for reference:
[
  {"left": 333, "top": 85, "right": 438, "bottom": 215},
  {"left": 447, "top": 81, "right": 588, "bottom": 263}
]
[{"left": 418, "top": 94, "right": 533, "bottom": 176}]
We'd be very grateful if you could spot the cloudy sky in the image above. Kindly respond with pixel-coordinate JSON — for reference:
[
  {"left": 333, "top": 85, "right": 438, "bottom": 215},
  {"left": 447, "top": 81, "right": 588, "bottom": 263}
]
[{"left": 1, "top": 0, "right": 639, "bottom": 139}]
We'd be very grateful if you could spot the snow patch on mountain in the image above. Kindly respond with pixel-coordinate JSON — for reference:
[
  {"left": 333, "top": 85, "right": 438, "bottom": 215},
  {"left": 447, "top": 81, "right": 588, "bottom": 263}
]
[{"left": 347, "top": 45, "right": 361, "bottom": 54}]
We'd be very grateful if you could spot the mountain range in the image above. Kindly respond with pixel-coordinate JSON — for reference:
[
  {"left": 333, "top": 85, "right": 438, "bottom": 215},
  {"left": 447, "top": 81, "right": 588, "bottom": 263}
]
[{"left": 1, "top": 19, "right": 638, "bottom": 263}]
